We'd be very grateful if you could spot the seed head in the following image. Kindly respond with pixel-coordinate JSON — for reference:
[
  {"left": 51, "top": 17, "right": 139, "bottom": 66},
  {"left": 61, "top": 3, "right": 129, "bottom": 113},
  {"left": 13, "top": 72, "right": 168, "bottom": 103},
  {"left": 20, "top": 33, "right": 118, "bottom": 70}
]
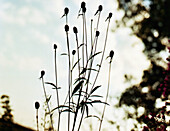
[
  {"left": 98, "top": 5, "right": 103, "bottom": 12},
  {"left": 109, "top": 13, "right": 112, "bottom": 18},
  {"left": 82, "top": 7, "right": 86, "bottom": 13},
  {"left": 109, "top": 50, "right": 114, "bottom": 58},
  {"left": 35, "top": 101, "right": 40, "bottom": 109},
  {"left": 72, "top": 50, "right": 76, "bottom": 55},
  {"left": 105, "top": 12, "right": 113, "bottom": 21},
  {"left": 54, "top": 44, "right": 57, "bottom": 50},
  {"left": 65, "top": 24, "right": 69, "bottom": 32},
  {"left": 73, "top": 27, "right": 78, "bottom": 34},
  {"left": 64, "top": 7, "right": 69, "bottom": 15},
  {"left": 39, "top": 70, "right": 45, "bottom": 79},
  {"left": 81, "top": 2, "right": 86, "bottom": 8},
  {"left": 96, "top": 31, "right": 100, "bottom": 37}
]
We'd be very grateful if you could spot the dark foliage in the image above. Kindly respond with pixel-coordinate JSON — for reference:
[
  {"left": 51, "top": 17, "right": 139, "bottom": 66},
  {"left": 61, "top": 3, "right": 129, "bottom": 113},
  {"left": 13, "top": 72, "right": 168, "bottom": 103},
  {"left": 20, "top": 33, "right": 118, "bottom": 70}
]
[
  {"left": 0, "top": 95, "right": 13, "bottom": 122},
  {"left": 116, "top": 0, "right": 170, "bottom": 128}
]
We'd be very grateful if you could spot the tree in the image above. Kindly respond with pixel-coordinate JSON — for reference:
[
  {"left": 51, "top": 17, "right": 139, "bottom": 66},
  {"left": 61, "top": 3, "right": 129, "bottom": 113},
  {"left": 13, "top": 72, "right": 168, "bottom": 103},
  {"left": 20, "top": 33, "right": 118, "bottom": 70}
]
[
  {"left": 0, "top": 95, "right": 13, "bottom": 122},
  {"left": 115, "top": 0, "right": 170, "bottom": 129}
]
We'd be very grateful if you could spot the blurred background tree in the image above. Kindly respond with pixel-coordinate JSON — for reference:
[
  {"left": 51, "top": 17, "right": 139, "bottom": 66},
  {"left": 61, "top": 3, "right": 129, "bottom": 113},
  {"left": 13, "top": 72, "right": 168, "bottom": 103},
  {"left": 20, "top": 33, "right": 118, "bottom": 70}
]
[
  {"left": 0, "top": 95, "right": 13, "bottom": 122},
  {"left": 114, "top": 0, "right": 170, "bottom": 129}
]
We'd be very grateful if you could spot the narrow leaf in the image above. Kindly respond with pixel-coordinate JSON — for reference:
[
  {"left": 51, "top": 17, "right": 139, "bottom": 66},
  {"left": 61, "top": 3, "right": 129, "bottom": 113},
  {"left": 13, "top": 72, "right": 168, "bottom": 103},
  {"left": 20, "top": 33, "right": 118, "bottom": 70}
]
[
  {"left": 74, "top": 77, "right": 86, "bottom": 85},
  {"left": 78, "top": 43, "right": 84, "bottom": 49},
  {"left": 84, "top": 115, "right": 101, "bottom": 120},
  {"left": 46, "top": 95, "right": 52, "bottom": 103},
  {"left": 72, "top": 80, "right": 84, "bottom": 96},
  {"left": 61, "top": 109, "right": 73, "bottom": 113},
  {"left": 61, "top": 53, "right": 68, "bottom": 56},
  {"left": 85, "top": 105, "right": 89, "bottom": 117},
  {"left": 72, "top": 58, "right": 81, "bottom": 70},
  {"left": 51, "top": 105, "right": 71, "bottom": 113},
  {"left": 90, "top": 85, "right": 101, "bottom": 95},
  {"left": 88, "top": 51, "right": 102, "bottom": 61},
  {"left": 89, "top": 95, "right": 103, "bottom": 98},
  {"left": 45, "top": 82, "right": 57, "bottom": 88}
]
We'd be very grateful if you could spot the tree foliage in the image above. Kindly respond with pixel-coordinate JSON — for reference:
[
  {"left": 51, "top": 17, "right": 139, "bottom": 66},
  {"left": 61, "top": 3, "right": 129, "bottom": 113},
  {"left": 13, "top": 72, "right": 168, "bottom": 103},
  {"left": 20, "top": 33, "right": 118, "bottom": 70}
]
[
  {"left": 0, "top": 95, "right": 13, "bottom": 122},
  {"left": 116, "top": 0, "right": 170, "bottom": 128}
]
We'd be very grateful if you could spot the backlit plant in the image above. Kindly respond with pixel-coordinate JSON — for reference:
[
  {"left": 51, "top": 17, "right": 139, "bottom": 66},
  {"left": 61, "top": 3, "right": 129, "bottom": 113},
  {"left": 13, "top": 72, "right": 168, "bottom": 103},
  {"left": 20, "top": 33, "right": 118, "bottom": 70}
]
[{"left": 35, "top": 2, "right": 114, "bottom": 131}]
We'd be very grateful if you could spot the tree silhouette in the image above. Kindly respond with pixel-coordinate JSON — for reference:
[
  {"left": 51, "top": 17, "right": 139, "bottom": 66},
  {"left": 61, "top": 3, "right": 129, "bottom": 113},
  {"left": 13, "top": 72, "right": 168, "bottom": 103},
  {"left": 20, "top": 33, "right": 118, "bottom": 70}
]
[
  {"left": 0, "top": 95, "right": 13, "bottom": 122},
  {"left": 115, "top": 0, "right": 170, "bottom": 129}
]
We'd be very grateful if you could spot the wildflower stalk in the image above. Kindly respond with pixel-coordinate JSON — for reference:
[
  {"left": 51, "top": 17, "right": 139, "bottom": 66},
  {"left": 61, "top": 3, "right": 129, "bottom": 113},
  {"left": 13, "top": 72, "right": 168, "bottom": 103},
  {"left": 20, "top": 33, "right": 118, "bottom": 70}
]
[
  {"left": 40, "top": 73, "right": 54, "bottom": 131},
  {"left": 65, "top": 24, "right": 71, "bottom": 131},
  {"left": 36, "top": 109, "right": 39, "bottom": 131},
  {"left": 90, "top": 13, "right": 112, "bottom": 92},
  {"left": 77, "top": 8, "right": 103, "bottom": 130},
  {"left": 54, "top": 44, "right": 61, "bottom": 131},
  {"left": 35, "top": 102, "right": 40, "bottom": 131},
  {"left": 98, "top": 50, "right": 114, "bottom": 131}
]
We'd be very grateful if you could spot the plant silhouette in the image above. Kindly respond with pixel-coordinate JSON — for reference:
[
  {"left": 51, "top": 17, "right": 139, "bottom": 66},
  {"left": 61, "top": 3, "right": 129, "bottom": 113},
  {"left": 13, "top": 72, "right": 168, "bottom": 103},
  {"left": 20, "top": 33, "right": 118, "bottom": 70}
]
[{"left": 36, "top": 1, "right": 114, "bottom": 131}]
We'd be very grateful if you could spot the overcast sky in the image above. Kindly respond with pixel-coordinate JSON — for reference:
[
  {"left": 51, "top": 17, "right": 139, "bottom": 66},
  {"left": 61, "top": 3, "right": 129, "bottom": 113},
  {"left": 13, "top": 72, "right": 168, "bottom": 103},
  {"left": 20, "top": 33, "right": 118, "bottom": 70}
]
[{"left": 0, "top": 0, "right": 151, "bottom": 130}]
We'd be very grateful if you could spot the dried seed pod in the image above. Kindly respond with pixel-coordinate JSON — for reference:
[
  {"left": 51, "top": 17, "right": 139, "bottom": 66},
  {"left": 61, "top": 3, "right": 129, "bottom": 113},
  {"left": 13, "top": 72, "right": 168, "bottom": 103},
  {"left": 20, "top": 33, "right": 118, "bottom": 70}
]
[
  {"left": 64, "top": 7, "right": 69, "bottom": 15},
  {"left": 109, "top": 50, "right": 114, "bottom": 58},
  {"left": 109, "top": 13, "right": 112, "bottom": 18},
  {"left": 35, "top": 101, "right": 40, "bottom": 109},
  {"left": 81, "top": 1, "right": 86, "bottom": 8},
  {"left": 61, "top": 7, "right": 69, "bottom": 18},
  {"left": 98, "top": 5, "right": 103, "bottom": 12},
  {"left": 39, "top": 70, "right": 45, "bottom": 79},
  {"left": 96, "top": 31, "right": 100, "bottom": 37},
  {"left": 73, "top": 27, "right": 78, "bottom": 34},
  {"left": 65, "top": 25, "right": 69, "bottom": 32},
  {"left": 54, "top": 44, "right": 57, "bottom": 50},
  {"left": 82, "top": 7, "right": 86, "bottom": 13},
  {"left": 72, "top": 50, "right": 76, "bottom": 55},
  {"left": 105, "top": 12, "right": 113, "bottom": 21}
]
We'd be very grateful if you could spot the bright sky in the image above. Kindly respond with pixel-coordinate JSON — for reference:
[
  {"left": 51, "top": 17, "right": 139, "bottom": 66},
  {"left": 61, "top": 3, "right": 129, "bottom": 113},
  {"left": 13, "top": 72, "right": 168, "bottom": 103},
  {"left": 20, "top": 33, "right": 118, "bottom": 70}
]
[{"left": 0, "top": 0, "right": 150, "bottom": 130}]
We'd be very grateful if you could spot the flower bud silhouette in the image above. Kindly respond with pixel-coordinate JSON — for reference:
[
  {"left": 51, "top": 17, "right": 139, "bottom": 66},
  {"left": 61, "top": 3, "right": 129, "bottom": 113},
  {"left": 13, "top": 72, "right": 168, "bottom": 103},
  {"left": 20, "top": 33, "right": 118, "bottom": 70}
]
[
  {"left": 54, "top": 44, "right": 57, "bottom": 50},
  {"left": 72, "top": 50, "right": 76, "bottom": 55},
  {"left": 65, "top": 25, "right": 69, "bottom": 32},
  {"left": 96, "top": 31, "right": 100, "bottom": 37},
  {"left": 109, "top": 50, "right": 114, "bottom": 59},
  {"left": 94, "top": 5, "right": 103, "bottom": 16},
  {"left": 82, "top": 7, "right": 86, "bottom": 13},
  {"left": 73, "top": 27, "right": 78, "bottom": 34},
  {"left": 35, "top": 101, "right": 40, "bottom": 109},
  {"left": 61, "top": 7, "right": 69, "bottom": 18},
  {"left": 39, "top": 70, "right": 45, "bottom": 79},
  {"left": 105, "top": 12, "right": 112, "bottom": 21},
  {"left": 81, "top": 2, "right": 86, "bottom": 9}
]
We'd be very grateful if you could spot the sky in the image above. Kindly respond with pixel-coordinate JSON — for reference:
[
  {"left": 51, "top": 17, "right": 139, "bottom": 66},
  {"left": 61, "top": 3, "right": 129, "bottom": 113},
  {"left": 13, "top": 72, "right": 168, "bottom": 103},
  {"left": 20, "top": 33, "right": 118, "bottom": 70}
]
[{"left": 0, "top": 0, "right": 152, "bottom": 130}]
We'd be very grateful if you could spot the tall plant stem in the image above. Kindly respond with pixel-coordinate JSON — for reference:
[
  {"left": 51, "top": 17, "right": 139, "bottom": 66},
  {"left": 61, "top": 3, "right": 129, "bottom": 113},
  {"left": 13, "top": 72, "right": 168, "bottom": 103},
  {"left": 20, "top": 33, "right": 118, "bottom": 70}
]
[
  {"left": 41, "top": 77, "right": 54, "bottom": 131},
  {"left": 36, "top": 109, "right": 39, "bottom": 131},
  {"left": 75, "top": 33, "right": 81, "bottom": 76},
  {"left": 82, "top": 13, "right": 85, "bottom": 69},
  {"left": 66, "top": 30, "right": 71, "bottom": 131},
  {"left": 90, "top": 18, "right": 111, "bottom": 92},
  {"left": 98, "top": 61, "right": 112, "bottom": 131},
  {"left": 54, "top": 49, "right": 61, "bottom": 131},
  {"left": 78, "top": 14, "right": 109, "bottom": 131},
  {"left": 84, "top": 14, "right": 88, "bottom": 63},
  {"left": 85, "top": 11, "right": 101, "bottom": 93}
]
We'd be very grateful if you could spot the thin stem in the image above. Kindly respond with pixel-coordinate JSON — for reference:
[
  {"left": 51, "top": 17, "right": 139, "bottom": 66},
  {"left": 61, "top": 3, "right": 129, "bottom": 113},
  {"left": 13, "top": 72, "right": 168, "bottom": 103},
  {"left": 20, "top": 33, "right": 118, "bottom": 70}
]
[
  {"left": 41, "top": 77, "right": 54, "bottom": 131},
  {"left": 91, "top": 19, "right": 93, "bottom": 48},
  {"left": 75, "top": 33, "right": 81, "bottom": 76},
  {"left": 66, "top": 30, "right": 71, "bottom": 131},
  {"left": 54, "top": 49, "right": 61, "bottom": 131},
  {"left": 84, "top": 14, "right": 88, "bottom": 63},
  {"left": 98, "top": 61, "right": 112, "bottom": 131},
  {"left": 90, "top": 18, "right": 111, "bottom": 93},
  {"left": 82, "top": 13, "right": 85, "bottom": 69},
  {"left": 36, "top": 109, "right": 39, "bottom": 131}
]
